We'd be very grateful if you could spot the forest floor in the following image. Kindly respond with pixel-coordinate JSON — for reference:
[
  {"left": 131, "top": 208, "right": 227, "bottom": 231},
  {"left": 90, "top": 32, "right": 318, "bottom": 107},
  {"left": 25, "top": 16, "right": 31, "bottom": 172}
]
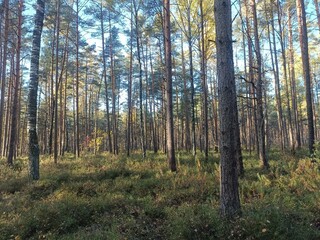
[{"left": 0, "top": 149, "right": 319, "bottom": 240}]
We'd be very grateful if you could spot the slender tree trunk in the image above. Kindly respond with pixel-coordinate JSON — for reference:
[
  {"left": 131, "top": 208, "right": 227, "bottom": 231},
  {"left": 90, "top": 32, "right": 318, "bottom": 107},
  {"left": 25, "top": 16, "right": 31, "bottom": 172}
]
[
  {"left": 108, "top": 14, "right": 118, "bottom": 155},
  {"left": 266, "top": 6, "right": 284, "bottom": 149},
  {"left": 7, "top": 0, "right": 23, "bottom": 166},
  {"left": 313, "top": 0, "right": 320, "bottom": 31},
  {"left": 133, "top": 0, "right": 146, "bottom": 158},
  {"left": 214, "top": 0, "right": 241, "bottom": 218},
  {"left": 28, "top": 0, "right": 45, "bottom": 180},
  {"left": 3, "top": 60, "right": 13, "bottom": 157},
  {"left": 0, "top": 6, "right": 2, "bottom": 94},
  {"left": 296, "top": 0, "right": 315, "bottom": 154},
  {"left": 288, "top": 7, "right": 301, "bottom": 149},
  {"left": 54, "top": 0, "right": 61, "bottom": 163},
  {"left": 75, "top": 0, "right": 80, "bottom": 157},
  {"left": 181, "top": 35, "right": 191, "bottom": 151},
  {"left": 251, "top": 0, "right": 268, "bottom": 168},
  {"left": 276, "top": 0, "right": 294, "bottom": 151},
  {"left": 149, "top": 46, "right": 158, "bottom": 153},
  {"left": 48, "top": 16, "right": 57, "bottom": 156},
  {"left": 100, "top": 2, "right": 112, "bottom": 153},
  {"left": 62, "top": 50, "right": 69, "bottom": 155},
  {"left": 0, "top": 0, "right": 9, "bottom": 157},
  {"left": 200, "top": 0, "right": 209, "bottom": 160},
  {"left": 244, "top": 0, "right": 258, "bottom": 154},
  {"left": 127, "top": 2, "right": 133, "bottom": 156},
  {"left": 187, "top": 6, "right": 196, "bottom": 158}
]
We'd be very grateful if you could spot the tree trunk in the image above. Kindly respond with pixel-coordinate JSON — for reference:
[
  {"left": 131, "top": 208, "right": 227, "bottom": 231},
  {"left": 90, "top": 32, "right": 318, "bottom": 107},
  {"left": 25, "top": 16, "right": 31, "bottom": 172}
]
[
  {"left": 100, "top": 2, "right": 112, "bottom": 153},
  {"left": 251, "top": 0, "right": 268, "bottom": 168},
  {"left": 200, "top": 0, "right": 209, "bottom": 160},
  {"left": 54, "top": 0, "right": 61, "bottom": 163},
  {"left": 187, "top": 6, "right": 196, "bottom": 158},
  {"left": 214, "top": 0, "right": 241, "bottom": 218},
  {"left": 296, "top": 0, "right": 315, "bottom": 154},
  {"left": 108, "top": 14, "right": 118, "bottom": 155},
  {"left": 0, "top": 0, "right": 9, "bottom": 157},
  {"left": 48, "top": 16, "right": 57, "bottom": 156},
  {"left": 275, "top": 0, "right": 294, "bottom": 151},
  {"left": 288, "top": 7, "right": 301, "bottom": 149},
  {"left": 313, "top": 0, "right": 320, "bottom": 31},
  {"left": 133, "top": 0, "right": 146, "bottom": 158},
  {"left": 75, "top": 0, "right": 80, "bottom": 158},
  {"left": 181, "top": 35, "right": 191, "bottom": 151},
  {"left": 164, "top": 0, "right": 176, "bottom": 172},
  {"left": 28, "top": 0, "right": 45, "bottom": 180},
  {"left": 7, "top": 0, "right": 23, "bottom": 166},
  {"left": 266, "top": 6, "right": 284, "bottom": 149},
  {"left": 244, "top": 0, "right": 258, "bottom": 155},
  {"left": 127, "top": 1, "right": 133, "bottom": 156}
]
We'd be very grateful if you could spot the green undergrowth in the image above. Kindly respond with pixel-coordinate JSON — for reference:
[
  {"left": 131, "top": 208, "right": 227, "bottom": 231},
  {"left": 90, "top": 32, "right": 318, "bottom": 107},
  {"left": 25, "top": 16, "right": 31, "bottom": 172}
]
[{"left": 0, "top": 150, "right": 319, "bottom": 239}]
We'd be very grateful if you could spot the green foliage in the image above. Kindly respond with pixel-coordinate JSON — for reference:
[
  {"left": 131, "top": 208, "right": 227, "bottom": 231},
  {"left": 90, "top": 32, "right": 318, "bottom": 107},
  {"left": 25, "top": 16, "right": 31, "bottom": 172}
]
[
  {"left": 312, "top": 141, "right": 320, "bottom": 160},
  {"left": 167, "top": 204, "right": 222, "bottom": 240},
  {"left": 0, "top": 150, "right": 319, "bottom": 239}
]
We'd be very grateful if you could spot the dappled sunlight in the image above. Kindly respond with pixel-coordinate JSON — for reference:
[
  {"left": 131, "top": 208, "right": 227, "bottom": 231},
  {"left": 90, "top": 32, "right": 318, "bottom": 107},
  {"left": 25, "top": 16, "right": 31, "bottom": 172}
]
[{"left": 0, "top": 150, "right": 319, "bottom": 239}]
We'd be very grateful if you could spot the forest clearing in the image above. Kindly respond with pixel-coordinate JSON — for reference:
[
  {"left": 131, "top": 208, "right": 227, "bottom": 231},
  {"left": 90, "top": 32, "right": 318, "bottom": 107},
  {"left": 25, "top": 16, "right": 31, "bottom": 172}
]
[{"left": 0, "top": 150, "right": 319, "bottom": 239}]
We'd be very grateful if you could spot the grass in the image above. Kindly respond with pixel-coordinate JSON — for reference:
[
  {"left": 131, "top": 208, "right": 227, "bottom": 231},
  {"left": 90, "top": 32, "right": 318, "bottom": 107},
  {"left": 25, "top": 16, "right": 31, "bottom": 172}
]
[{"left": 0, "top": 149, "right": 319, "bottom": 240}]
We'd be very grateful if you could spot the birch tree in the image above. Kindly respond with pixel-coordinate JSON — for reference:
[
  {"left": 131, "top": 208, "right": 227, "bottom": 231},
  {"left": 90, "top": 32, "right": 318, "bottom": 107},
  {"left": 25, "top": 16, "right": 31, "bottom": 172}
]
[{"left": 28, "top": 0, "right": 45, "bottom": 180}]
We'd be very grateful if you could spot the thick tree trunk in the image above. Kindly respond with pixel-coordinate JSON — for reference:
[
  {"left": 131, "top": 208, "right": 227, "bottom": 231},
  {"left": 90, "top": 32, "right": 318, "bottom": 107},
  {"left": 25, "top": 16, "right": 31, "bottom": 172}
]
[
  {"left": 214, "top": 0, "right": 241, "bottom": 218},
  {"left": 164, "top": 0, "right": 176, "bottom": 172},
  {"left": 28, "top": 0, "right": 45, "bottom": 180}
]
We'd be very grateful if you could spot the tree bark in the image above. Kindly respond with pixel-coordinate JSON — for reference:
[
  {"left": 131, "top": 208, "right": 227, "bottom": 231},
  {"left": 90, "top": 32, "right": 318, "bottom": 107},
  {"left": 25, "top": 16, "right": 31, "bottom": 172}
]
[
  {"left": 164, "top": 0, "right": 177, "bottom": 172},
  {"left": 200, "top": 0, "right": 209, "bottom": 160},
  {"left": 276, "top": 0, "right": 294, "bottom": 150},
  {"left": 7, "top": 0, "right": 23, "bottom": 166},
  {"left": 133, "top": 0, "right": 146, "bottom": 158},
  {"left": 75, "top": 0, "right": 80, "bottom": 158},
  {"left": 296, "top": 0, "right": 315, "bottom": 154},
  {"left": 251, "top": 0, "right": 268, "bottom": 168},
  {"left": 28, "top": 0, "right": 45, "bottom": 180},
  {"left": 127, "top": 0, "right": 133, "bottom": 156},
  {"left": 288, "top": 7, "right": 301, "bottom": 149},
  {"left": 54, "top": 0, "right": 61, "bottom": 163},
  {"left": 214, "top": 0, "right": 241, "bottom": 218},
  {"left": 100, "top": 2, "right": 112, "bottom": 153},
  {"left": 0, "top": 0, "right": 9, "bottom": 157},
  {"left": 313, "top": 0, "right": 320, "bottom": 31},
  {"left": 266, "top": 5, "right": 284, "bottom": 149}
]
